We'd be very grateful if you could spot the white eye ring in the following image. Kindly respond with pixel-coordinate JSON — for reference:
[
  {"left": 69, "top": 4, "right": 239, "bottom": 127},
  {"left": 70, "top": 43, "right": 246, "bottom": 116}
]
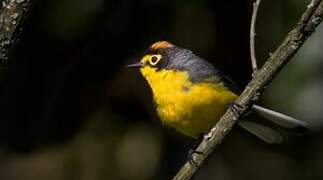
[{"left": 149, "top": 54, "right": 162, "bottom": 66}]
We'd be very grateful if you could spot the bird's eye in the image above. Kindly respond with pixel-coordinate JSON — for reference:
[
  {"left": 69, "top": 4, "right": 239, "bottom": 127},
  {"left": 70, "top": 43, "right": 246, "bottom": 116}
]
[
  {"left": 149, "top": 54, "right": 162, "bottom": 66},
  {"left": 151, "top": 56, "right": 158, "bottom": 63}
]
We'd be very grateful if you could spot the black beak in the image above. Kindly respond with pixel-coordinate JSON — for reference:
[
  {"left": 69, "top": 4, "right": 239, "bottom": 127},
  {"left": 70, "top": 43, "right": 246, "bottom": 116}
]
[{"left": 127, "top": 62, "right": 143, "bottom": 68}]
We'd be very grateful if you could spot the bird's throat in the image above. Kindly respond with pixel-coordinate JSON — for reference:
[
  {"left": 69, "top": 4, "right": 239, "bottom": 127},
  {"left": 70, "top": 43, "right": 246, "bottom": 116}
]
[{"left": 140, "top": 66, "right": 191, "bottom": 99}]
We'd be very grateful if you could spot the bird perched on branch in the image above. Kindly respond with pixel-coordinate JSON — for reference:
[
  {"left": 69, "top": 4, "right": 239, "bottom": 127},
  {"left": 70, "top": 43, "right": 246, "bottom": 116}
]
[{"left": 128, "top": 41, "right": 307, "bottom": 144}]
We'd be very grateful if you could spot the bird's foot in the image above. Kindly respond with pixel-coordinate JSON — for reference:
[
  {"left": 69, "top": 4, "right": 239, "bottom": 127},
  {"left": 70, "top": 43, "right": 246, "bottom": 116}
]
[
  {"left": 187, "top": 149, "right": 204, "bottom": 168},
  {"left": 186, "top": 133, "right": 206, "bottom": 168},
  {"left": 228, "top": 102, "right": 244, "bottom": 118}
]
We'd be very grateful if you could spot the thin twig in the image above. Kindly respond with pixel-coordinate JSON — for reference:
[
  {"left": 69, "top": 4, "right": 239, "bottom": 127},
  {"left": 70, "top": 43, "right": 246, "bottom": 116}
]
[
  {"left": 250, "top": 0, "right": 262, "bottom": 75},
  {"left": 173, "top": 0, "right": 323, "bottom": 179},
  {"left": 0, "top": 0, "right": 31, "bottom": 72}
]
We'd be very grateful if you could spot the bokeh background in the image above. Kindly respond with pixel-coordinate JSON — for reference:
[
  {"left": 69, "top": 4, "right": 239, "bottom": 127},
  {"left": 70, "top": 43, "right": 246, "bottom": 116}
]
[{"left": 0, "top": 0, "right": 323, "bottom": 179}]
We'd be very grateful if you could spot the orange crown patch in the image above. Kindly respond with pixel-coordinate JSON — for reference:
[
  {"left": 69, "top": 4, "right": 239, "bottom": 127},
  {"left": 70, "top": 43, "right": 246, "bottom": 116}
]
[{"left": 150, "top": 41, "right": 174, "bottom": 50}]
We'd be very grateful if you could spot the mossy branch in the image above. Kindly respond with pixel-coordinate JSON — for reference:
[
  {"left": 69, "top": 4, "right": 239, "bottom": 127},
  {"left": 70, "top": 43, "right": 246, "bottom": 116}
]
[
  {"left": 173, "top": 0, "right": 323, "bottom": 179},
  {"left": 0, "top": 0, "right": 31, "bottom": 72}
]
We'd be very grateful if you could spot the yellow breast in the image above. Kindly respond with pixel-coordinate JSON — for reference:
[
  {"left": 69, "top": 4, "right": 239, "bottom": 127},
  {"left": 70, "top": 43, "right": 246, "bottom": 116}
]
[{"left": 140, "top": 66, "right": 238, "bottom": 138}]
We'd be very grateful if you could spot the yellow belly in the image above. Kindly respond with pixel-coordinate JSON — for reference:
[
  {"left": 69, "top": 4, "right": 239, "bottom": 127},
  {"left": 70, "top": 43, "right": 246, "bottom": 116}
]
[{"left": 140, "top": 66, "right": 238, "bottom": 138}]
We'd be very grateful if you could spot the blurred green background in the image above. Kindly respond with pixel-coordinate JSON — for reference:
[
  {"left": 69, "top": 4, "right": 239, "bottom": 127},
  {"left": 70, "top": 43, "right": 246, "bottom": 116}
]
[{"left": 0, "top": 0, "right": 323, "bottom": 179}]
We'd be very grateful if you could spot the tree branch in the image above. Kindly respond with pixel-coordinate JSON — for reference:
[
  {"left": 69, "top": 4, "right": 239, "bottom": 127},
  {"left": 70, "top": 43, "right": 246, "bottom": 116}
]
[
  {"left": 250, "top": 0, "right": 262, "bottom": 74},
  {"left": 173, "top": 0, "right": 323, "bottom": 179},
  {"left": 0, "top": 0, "right": 31, "bottom": 72}
]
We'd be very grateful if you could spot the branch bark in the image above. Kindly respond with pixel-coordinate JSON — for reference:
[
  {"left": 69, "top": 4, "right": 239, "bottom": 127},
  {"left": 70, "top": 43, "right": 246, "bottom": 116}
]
[
  {"left": 250, "top": 0, "right": 262, "bottom": 74},
  {"left": 0, "top": 0, "right": 31, "bottom": 72},
  {"left": 173, "top": 0, "right": 323, "bottom": 179}
]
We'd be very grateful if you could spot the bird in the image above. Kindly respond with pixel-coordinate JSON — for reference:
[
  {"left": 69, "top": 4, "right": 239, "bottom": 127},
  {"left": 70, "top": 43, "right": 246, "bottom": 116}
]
[{"left": 128, "top": 41, "right": 308, "bottom": 144}]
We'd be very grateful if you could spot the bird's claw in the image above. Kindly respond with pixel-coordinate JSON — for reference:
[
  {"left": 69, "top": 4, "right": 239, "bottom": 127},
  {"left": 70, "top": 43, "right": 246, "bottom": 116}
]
[
  {"left": 228, "top": 102, "right": 244, "bottom": 118},
  {"left": 187, "top": 149, "right": 204, "bottom": 168}
]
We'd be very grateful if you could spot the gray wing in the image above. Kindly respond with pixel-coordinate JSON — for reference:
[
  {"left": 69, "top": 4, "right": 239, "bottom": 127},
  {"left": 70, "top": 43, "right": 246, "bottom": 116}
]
[
  {"left": 164, "top": 47, "right": 240, "bottom": 93},
  {"left": 186, "top": 55, "right": 240, "bottom": 93}
]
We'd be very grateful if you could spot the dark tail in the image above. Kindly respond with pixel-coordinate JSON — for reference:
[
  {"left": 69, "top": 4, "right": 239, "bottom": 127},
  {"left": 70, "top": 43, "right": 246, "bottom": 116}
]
[{"left": 238, "top": 105, "right": 308, "bottom": 144}]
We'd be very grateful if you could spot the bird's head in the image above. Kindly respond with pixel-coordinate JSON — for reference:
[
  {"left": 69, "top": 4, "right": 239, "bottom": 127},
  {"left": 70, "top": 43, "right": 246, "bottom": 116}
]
[{"left": 127, "top": 41, "right": 195, "bottom": 77}]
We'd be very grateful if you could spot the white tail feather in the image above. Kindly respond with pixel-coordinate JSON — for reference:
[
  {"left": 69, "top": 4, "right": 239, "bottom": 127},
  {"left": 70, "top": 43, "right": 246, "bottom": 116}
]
[{"left": 251, "top": 105, "right": 308, "bottom": 128}]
